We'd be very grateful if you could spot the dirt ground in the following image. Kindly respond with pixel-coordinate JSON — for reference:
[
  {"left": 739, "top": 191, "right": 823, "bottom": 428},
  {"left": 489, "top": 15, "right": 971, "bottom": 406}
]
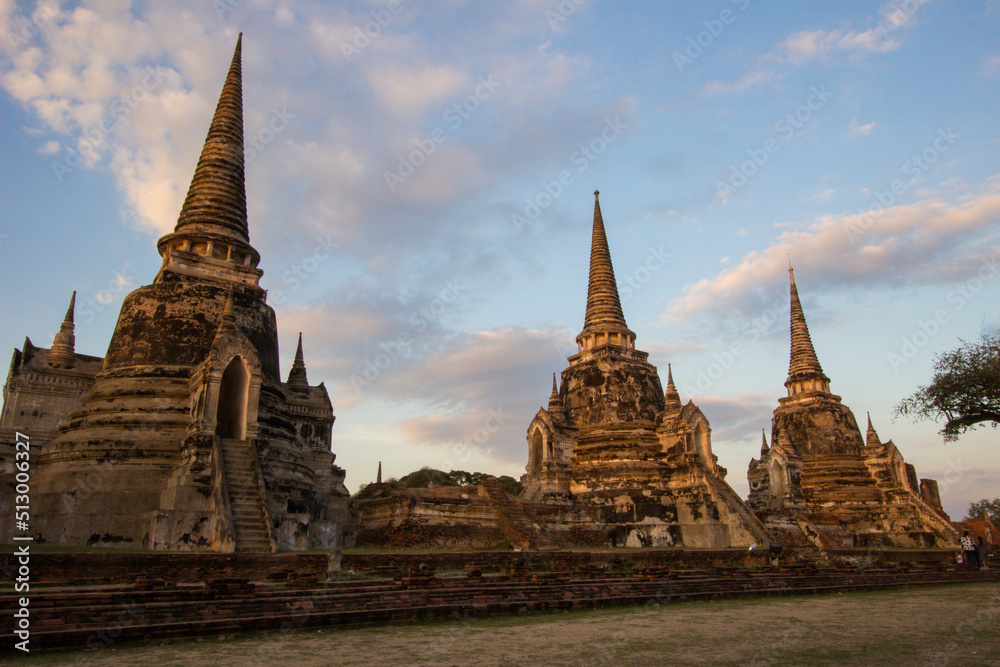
[{"left": 11, "top": 582, "right": 1000, "bottom": 667}]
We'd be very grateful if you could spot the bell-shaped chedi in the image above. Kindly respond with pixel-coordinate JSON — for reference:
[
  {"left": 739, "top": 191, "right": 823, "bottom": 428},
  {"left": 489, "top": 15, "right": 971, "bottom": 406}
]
[
  {"left": 25, "top": 36, "right": 349, "bottom": 553},
  {"left": 747, "top": 269, "right": 958, "bottom": 548},
  {"left": 561, "top": 191, "right": 663, "bottom": 430},
  {"left": 772, "top": 267, "right": 863, "bottom": 459},
  {"left": 522, "top": 192, "right": 771, "bottom": 549}
]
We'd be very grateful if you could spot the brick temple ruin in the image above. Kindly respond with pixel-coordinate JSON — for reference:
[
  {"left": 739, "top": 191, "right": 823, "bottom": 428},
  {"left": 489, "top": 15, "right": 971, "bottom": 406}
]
[
  {"left": 518, "top": 192, "right": 771, "bottom": 548},
  {"left": 0, "top": 38, "right": 966, "bottom": 555},
  {"left": 746, "top": 269, "right": 958, "bottom": 548},
  {"left": 352, "top": 197, "right": 960, "bottom": 551},
  {"left": 0, "top": 36, "right": 349, "bottom": 552},
  {"left": 354, "top": 194, "right": 772, "bottom": 549}
]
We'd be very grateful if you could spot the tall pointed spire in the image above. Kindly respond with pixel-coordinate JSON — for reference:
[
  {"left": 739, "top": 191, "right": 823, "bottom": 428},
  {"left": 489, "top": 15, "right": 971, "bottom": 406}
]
[
  {"left": 174, "top": 34, "right": 248, "bottom": 242},
  {"left": 548, "top": 372, "right": 565, "bottom": 417},
  {"left": 156, "top": 34, "right": 262, "bottom": 287},
  {"left": 48, "top": 291, "right": 77, "bottom": 368},
  {"left": 287, "top": 332, "right": 309, "bottom": 391},
  {"left": 63, "top": 291, "right": 76, "bottom": 324},
  {"left": 577, "top": 190, "right": 635, "bottom": 351},
  {"left": 377, "top": 461, "right": 382, "bottom": 484},
  {"left": 865, "top": 412, "right": 881, "bottom": 447},
  {"left": 664, "top": 364, "right": 682, "bottom": 412},
  {"left": 761, "top": 429, "right": 769, "bottom": 455},
  {"left": 785, "top": 267, "right": 831, "bottom": 397}
]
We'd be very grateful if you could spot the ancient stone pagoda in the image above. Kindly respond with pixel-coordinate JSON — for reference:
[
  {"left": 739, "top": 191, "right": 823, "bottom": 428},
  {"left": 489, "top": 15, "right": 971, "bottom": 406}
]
[
  {"left": 6, "top": 36, "right": 349, "bottom": 552},
  {"left": 0, "top": 293, "right": 103, "bottom": 540},
  {"left": 0, "top": 294, "right": 102, "bottom": 448},
  {"left": 521, "top": 192, "right": 771, "bottom": 548},
  {"left": 746, "top": 269, "right": 958, "bottom": 548}
]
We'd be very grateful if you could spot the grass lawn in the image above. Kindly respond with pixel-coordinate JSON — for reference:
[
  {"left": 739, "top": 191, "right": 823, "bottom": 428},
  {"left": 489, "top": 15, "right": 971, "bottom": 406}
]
[{"left": 8, "top": 582, "right": 999, "bottom": 666}]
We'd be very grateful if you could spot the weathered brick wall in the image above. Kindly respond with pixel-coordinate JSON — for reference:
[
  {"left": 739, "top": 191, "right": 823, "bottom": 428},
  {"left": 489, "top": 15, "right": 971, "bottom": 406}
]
[
  {"left": 341, "top": 549, "right": 769, "bottom": 575},
  {"left": 354, "top": 521, "right": 503, "bottom": 550},
  {"left": 9, "top": 561, "right": 996, "bottom": 653},
  {"left": 12, "top": 551, "right": 329, "bottom": 584},
  {"left": 341, "top": 547, "right": 959, "bottom": 576},
  {"left": 8, "top": 547, "right": 958, "bottom": 586}
]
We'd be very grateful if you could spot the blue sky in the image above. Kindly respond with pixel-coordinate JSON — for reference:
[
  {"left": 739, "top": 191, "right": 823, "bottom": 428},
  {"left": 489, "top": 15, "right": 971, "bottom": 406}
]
[{"left": 1, "top": 0, "right": 998, "bottom": 518}]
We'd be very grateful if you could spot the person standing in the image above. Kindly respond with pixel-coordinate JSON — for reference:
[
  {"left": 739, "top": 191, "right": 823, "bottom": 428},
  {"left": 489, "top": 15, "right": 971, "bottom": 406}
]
[
  {"left": 977, "top": 536, "right": 988, "bottom": 570},
  {"left": 961, "top": 531, "right": 980, "bottom": 569}
]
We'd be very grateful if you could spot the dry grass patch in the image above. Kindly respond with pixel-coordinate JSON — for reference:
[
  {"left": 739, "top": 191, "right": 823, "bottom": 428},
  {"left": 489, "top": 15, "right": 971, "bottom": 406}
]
[{"left": 11, "top": 582, "right": 999, "bottom": 666}]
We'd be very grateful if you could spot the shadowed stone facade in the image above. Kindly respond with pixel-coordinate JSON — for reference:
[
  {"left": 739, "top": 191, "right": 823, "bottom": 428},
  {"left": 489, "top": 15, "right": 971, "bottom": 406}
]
[
  {"left": 0, "top": 294, "right": 102, "bottom": 450},
  {"left": 0, "top": 41, "right": 973, "bottom": 556},
  {"left": 0, "top": 293, "right": 103, "bottom": 543},
  {"left": 747, "top": 269, "right": 958, "bottom": 548},
  {"left": 521, "top": 192, "right": 772, "bottom": 548},
  {"left": 0, "top": 36, "right": 349, "bottom": 552}
]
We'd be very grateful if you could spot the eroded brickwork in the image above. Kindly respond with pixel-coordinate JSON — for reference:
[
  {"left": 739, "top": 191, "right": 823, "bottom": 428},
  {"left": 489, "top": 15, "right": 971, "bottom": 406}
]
[
  {"left": 747, "top": 270, "right": 958, "bottom": 548},
  {"left": 520, "top": 193, "right": 771, "bottom": 548},
  {"left": 2, "top": 36, "right": 348, "bottom": 552}
]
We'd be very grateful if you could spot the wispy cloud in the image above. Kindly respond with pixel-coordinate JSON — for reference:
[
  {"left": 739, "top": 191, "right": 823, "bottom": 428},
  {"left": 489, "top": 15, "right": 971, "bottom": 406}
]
[
  {"left": 664, "top": 177, "right": 1000, "bottom": 324},
  {"left": 701, "top": 69, "right": 775, "bottom": 95},
  {"left": 379, "top": 328, "right": 572, "bottom": 463},
  {"left": 702, "top": 0, "right": 931, "bottom": 95},
  {"left": 692, "top": 394, "right": 776, "bottom": 443},
  {"left": 778, "top": 26, "right": 900, "bottom": 65},
  {"left": 366, "top": 62, "right": 467, "bottom": 118},
  {"left": 848, "top": 118, "right": 876, "bottom": 137}
]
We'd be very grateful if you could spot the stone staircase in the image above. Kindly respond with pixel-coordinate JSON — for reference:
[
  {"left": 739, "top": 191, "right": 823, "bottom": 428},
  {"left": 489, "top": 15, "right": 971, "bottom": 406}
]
[
  {"left": 218, "top": 438, "right": 273, "bottom": 553},
  {"left": 480, "top": 477, "right": 544, "bottom": 550}
]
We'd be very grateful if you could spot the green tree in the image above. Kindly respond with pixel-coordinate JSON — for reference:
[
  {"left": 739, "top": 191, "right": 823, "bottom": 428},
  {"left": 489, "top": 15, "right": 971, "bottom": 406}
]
[
  {"left": 397, "top": 467, "right": 453, "bottom": 488},
  {"left": 967, "top": 498, "right": 1000, "bottom": 525},
  {"left": 446, "top": 470, "right": 486, "bottom": 486},
  {"left": 389, "top": 468, "right": 523, "bottom": 495},
  {"left": 496, "top": 475, "right": 523, "bottom": 496},
  {"left": 894, "top": 333, "right": 1000, "bottom": 441}
]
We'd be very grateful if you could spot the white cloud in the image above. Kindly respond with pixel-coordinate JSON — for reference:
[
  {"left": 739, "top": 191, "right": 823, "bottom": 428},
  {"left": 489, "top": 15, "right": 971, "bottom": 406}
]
[
  {"left": 848, "top": 118, "right": 876, "bottom": 137},
  {"left": 0, "top": 0, "right": 609, "bottom": 259},
  {"left": 664, "top": 178, "right": 1000, "bottom": 324},
  {"left": 309, "top": 19, "right": 358, "bottom": 62},
  {"left": 693, "top": 394, "right": 776, "bottom": 441},
  {"left": 366, "top": 62, "right": 467, "bottom": 118},
  {"left": 372, "top": 327, "right": 572, "bottom": 464},
  {"left": 701, "top": 69, "right": 774, "bottom": 95},
  {"left": 779, "top": 27, "right": 899, "bottom": 65},
  {"left": 703, "top": 0, "right": 929, "bottom": 95},
  {"left": 815, "top": 188, "right": 836, "bottom": 204}
]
